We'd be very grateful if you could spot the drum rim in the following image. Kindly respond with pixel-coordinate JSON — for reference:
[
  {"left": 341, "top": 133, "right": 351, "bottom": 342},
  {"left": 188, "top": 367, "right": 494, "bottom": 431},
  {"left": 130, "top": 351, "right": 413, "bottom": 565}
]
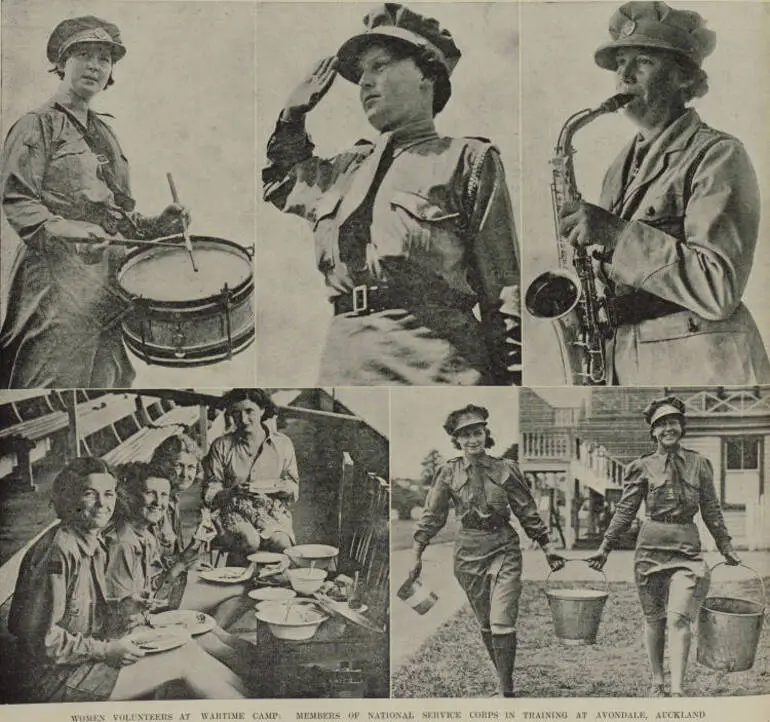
[{"left": 117, "top": 235, "right": 253, "bottom": 309}]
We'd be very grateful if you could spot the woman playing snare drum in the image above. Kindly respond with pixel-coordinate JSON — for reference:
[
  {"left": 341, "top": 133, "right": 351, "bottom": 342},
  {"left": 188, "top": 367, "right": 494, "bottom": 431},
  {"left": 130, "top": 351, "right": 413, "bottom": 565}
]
[
  {"left": 0, "top": 16, "right": 189, "bottom": 388},
  {"left": 587, "top": 397, "right": 741, "bottom": 697},
  {"left": 8, "top": 457, "right": 247, "bottom": 702}
]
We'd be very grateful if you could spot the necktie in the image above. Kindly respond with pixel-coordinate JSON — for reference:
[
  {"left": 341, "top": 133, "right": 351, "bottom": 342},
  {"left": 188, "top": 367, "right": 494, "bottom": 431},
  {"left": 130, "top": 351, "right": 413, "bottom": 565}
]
[
  {"left": 666, "top": 452, "right": 686, "bottom": 509},
  {"left": 468, "top": 460, "right": 489, "bottom": 515}
]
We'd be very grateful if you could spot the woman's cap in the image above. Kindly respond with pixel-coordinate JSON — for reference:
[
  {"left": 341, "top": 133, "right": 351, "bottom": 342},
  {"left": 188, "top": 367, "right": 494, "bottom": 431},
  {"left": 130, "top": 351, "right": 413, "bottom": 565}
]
[
  {"left": 445, "top": 406, "right": 489, "bottom": 436},
  {"left": 594, "top": 1, "right": 715, "bottom": 71},
  {"left": 337, "top": 3, "right": 461, "bottom": 83},
  {"left": 643, "top": 396, "right": 686, "bottom": 427},
  {"left": 47, "top": 16, "right": 127, "bottom": 65}
]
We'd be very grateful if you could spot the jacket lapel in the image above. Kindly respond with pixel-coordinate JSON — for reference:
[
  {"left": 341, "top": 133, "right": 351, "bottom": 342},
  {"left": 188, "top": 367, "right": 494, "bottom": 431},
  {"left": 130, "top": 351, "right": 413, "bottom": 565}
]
[
  {"left": 619, "top": 109, "right": 702, "bottom": 219},
  {"left": 336, "top": 132, "right": 392, "bottom": 227}
]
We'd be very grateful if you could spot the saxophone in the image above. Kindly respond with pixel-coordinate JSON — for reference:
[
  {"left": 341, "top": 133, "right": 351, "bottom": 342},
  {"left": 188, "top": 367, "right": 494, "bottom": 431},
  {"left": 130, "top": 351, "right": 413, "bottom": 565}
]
[{"left": 524, "top": 93, "right": 633, "bottom": 385}]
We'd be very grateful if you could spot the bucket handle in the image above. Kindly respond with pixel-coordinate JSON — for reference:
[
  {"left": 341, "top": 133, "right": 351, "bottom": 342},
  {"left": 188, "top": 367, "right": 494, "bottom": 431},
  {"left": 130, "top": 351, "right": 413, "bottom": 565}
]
[
  {"left": 546, "top": 559, "right": 609, "bottom": 593},
  {"left": 708, "top": 562, "right": 766, "bottom": 611}
]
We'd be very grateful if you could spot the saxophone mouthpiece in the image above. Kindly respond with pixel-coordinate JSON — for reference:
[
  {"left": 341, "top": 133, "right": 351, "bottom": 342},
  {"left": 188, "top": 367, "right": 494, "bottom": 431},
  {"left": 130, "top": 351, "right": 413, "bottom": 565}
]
[{"left": 600, "top": 93, "right": 635, "bottom": 112}]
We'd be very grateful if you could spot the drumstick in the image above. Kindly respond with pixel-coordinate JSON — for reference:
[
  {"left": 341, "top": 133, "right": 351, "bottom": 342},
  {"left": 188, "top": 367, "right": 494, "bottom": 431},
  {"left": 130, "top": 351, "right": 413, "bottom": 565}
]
[
  {"left": 76, "top": 236, "right": 189, "bottom": 249},
  {"left": 166, "top": 172, "right": 199, "bottom": 272}
]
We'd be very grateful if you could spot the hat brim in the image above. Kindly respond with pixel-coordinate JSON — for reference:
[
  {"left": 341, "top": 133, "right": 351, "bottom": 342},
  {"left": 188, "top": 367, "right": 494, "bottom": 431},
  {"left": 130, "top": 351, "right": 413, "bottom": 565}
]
[
  {"left": 55, "top": 37, "right": 126, "bottom": 64},
  {"left": 594, "top": 36, "right": 694, "bottom": 70},
  {"left": 649, "top": 408, "right": 684, "bottom": 427},
  {"left": 337, "top": 26, "right": 446, "bottom": 83},
  {"left": 452, "top": 420, "right": 487, "bottom": 435}
]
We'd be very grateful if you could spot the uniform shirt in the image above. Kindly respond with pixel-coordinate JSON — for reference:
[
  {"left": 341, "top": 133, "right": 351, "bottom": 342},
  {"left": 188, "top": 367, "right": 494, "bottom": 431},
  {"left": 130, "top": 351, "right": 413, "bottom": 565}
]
[
  {"left": 414, "top": 454, "right": 549, "bottom": 549},
  {"left": 263, "top": 117, "right": 519, "bottom": 383},
  {"left": 8, "top": 523, "right": 110, "bottom": 665},
  {"left": 599, "top": 108, "right": 770, "bottom": 384},
  {"left": 104, "top": 521, "right": 165, "bottom": 598},
  {"left": 202, "top": 430, "right": 300, "bottom": 508},
  {"left": 602, "top": 446, "right": 732, "bottom": 553}
]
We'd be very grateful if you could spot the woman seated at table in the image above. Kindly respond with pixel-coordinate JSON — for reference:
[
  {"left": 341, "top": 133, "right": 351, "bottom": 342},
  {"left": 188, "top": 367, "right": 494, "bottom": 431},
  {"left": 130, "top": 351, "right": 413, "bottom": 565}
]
[
  {"left": 105, "top": 462, "right": 264, "bottom": 689},
  {"left": 148, "top": 432, "right": 203, "bottom": 565},
  {"left": 8, "top": 457, "right": 247, "bottom": 702},
  {"left": 203, "top": 388, "right": 300, "bottom": 564}
]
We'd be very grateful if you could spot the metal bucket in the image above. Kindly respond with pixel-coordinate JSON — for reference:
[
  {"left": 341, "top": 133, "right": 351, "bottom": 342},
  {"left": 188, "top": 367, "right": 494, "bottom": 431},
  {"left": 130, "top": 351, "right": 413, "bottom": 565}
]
[
  {"left": 397, "top": 575, "right": 438, "bottom": 615},
  {"left": 545, "top": 560, "right": 609, "bottom": 646},
  {"left": 697, "top": 563, "right": 766, "bottom": 672}
]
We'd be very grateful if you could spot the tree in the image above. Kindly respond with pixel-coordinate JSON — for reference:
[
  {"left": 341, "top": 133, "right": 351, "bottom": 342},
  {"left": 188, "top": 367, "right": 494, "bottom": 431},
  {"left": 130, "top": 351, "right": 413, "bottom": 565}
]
[{"left": 420, "top": 449, "right": 444, "bottom": 486}]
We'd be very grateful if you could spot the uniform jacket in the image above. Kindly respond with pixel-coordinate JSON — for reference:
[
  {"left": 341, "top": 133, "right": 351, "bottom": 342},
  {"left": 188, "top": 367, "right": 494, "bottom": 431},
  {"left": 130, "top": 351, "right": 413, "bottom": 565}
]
[
  {"left": 0, "top": 100, "right": 158, "bottom": 388},
  {"left": 263, "top": 117, "right": 520, "bottom": 384},
  {"left": 601, "top": 109, "right": 770, "bottom": 384},
  {"left": 414, "top": 454, "right": 549, "bottom": 548},
  {"left": 8, "top": 523, "right": 110, "bottom": 665},
  {"left": 104, "top": 521, "right": 165, "bottom": 599},
  {"left": 602, "top": 446, "right": 733, "bottom": 554}
]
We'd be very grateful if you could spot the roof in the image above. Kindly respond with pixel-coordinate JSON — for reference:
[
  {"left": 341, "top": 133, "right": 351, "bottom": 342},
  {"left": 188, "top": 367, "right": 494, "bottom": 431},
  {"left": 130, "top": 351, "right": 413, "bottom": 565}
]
[{"left": 325, "top": 388, "right": 389, "bottom": 439}]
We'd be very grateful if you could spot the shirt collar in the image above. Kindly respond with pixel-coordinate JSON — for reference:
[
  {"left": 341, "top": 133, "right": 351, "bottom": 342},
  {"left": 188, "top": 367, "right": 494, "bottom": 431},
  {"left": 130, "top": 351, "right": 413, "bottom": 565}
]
[
  {"left": 652, "top": 446, "right": 685, "bottom": 461},
  {"left": 462, "top": 452, "right": 492, "bottom": 470},
  {"left": 387, "top": 118, "right": 439, "bottom": 154},
  {"left": 63, "top": 524, "right": 104, "bottom": 557}
]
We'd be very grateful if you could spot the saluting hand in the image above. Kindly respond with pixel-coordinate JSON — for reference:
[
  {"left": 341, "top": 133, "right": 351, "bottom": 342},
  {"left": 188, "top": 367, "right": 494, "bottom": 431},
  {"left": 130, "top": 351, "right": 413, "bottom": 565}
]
[
  {"left": 282, "top": 56, "right": 339, "bottom": 121},
  {"left": 558, "top": 200, "right": 626, "bottom": 250}
]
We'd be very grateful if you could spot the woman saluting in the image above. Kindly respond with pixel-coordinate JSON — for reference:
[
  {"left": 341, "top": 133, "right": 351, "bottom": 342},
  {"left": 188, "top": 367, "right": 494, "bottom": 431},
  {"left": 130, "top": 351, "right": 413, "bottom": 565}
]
[{"left": 0, "top": 16, "right": 188, "bottom": 388}]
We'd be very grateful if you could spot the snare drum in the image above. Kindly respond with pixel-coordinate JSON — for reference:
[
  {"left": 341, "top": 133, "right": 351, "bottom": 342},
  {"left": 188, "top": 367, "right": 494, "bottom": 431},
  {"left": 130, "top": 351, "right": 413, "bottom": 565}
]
[{"left": 116, "top": 236, "right": 254, "bottom": 366}]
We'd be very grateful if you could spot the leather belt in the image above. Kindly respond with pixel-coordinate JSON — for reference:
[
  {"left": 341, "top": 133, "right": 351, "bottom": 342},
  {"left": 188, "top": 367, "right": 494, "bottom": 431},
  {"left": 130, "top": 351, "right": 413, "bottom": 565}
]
[
  {"left": 610, "top": 291, "right": 685, "bottom": 327},
  {"left": 332, "top": 283, "right": 474, "bottom": 317},
  {"left": 461, "top": 514, "right": 508, "bottom": 532},
  {"left": 650, "top": 514, "right": 692, "bottom": 524}
]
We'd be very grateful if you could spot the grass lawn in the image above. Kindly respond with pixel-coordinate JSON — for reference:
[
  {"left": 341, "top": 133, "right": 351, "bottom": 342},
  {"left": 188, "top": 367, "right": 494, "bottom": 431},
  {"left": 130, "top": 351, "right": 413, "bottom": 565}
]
[{"left": 392, "top": 577, "right": 770, "bottom": 698}]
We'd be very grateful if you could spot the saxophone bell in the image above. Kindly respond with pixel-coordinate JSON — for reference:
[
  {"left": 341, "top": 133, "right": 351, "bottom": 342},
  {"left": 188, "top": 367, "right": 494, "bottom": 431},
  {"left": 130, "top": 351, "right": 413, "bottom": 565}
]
[{"left": 524, "top": 268, "right": 581, "bottom": 320}]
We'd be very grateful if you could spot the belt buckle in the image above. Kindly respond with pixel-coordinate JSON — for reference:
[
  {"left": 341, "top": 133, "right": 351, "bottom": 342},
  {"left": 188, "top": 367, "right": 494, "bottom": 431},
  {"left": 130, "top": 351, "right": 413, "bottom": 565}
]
[{"left": 352, "top": 285, "right": 369, "bottom": 315}]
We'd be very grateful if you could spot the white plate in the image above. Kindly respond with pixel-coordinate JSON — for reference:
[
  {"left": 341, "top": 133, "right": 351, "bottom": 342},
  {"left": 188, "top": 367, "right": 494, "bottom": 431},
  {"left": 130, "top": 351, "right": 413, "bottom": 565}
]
[
  {"left": 127, "top": 628, "right": 190, "bottom": 653},
  {"left": 149, "top": 610, "right": 216, "bottom": 636},
  {"left": 248, "top": 587, "right": 297, "bottom": 602},
  {"left": 199, "top": 566, "right": 251, "bottom": 583},
  {"left": 247, "top": 551, "right": 289, "bottom": 565}
]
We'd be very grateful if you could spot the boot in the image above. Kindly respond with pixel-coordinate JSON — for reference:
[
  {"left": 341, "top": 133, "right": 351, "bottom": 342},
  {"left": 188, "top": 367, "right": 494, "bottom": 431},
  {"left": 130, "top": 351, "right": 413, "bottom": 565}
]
[
  {"left": 492, "top": 632, "right": 517, "bottom": 697},
  {"left": 480, "top": 630, "right": 496, "bottom": 666}
]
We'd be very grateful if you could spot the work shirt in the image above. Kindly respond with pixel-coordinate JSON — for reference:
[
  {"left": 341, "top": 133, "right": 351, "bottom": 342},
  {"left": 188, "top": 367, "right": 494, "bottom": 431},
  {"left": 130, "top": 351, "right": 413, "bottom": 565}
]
[
  {"left": 9, "top": 523, "right": 110, "bottom": 665},
  {"left": 0, "top": 100, "right": 153, "bottom": 387},
  {"left": 600, "top": 109, "right": 770, "bottom": 384},
  {"left": 104, "top": 522, "right": 165, "bottom": 599},
  {"left": 202, "top": 430, "right": 300, "bottom": 507},
  {"left": 263, "top": 117, "right": 520, "bottom": 385},
  {"left": 602, "top": 446, "right": 732, "bottom": 554},
  {"left": 414, "top": 454, "right": 549, "bottom": 549}
]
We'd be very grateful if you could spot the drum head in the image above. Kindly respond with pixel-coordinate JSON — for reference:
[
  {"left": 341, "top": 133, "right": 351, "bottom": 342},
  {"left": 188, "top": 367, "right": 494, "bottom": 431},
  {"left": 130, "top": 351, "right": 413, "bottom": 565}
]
[{"left": 118, "top": 237, "right": 251, "bottom": 303}]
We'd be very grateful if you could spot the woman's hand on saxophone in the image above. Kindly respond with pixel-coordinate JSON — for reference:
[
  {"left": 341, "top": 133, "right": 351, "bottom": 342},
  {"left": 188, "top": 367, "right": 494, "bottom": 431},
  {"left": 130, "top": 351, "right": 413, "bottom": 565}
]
[{"left": 559, "top": 200, "right": 627, "bottom": 250}]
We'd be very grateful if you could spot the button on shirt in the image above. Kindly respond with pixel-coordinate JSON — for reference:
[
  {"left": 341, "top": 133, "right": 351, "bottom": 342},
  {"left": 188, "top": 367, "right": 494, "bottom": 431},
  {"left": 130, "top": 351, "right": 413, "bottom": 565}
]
[
  {"left": 602, "top": 446, "right": 732, "bottom": 553},
  {"left": 414, "top": 454, "right": 549, "bottom": 548}
]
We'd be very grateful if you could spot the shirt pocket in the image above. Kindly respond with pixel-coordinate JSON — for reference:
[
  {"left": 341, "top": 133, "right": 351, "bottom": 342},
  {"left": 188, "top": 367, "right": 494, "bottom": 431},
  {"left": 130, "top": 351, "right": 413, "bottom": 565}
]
[
  {"left": 636, "top": 189, "right": 685, "bottom": 240},
  {"left": 389, "top": 190, "right": 461, "bottom": 259},
  {"left": 311, "top": 193, "right": 343, "bottom": 272},
  {"left": 48, "top": 137, "right": 98, "bottom": 189}
]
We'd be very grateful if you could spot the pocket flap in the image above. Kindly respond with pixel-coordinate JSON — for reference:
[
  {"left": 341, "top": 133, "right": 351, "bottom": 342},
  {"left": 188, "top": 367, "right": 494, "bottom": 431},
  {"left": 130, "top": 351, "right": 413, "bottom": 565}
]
[
  {"left": 390, "top": 190, "right": 459, "bottom": 223},
  {"left": 311, "top": 193, "right": 343, "bottom": 229}
]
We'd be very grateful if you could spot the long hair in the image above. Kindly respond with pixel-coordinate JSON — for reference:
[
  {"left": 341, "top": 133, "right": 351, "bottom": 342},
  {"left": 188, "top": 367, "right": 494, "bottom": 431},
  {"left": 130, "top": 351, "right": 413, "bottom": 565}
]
[{"left": 51, "top": 456, "right": 114, "bottom": 522}]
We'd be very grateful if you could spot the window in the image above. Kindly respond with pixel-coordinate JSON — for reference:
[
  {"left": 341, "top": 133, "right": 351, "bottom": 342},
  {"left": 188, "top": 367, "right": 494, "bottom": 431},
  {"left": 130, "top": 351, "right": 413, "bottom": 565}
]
[{"left": 725, "top": 438, "right": 760, "bottom": 470}]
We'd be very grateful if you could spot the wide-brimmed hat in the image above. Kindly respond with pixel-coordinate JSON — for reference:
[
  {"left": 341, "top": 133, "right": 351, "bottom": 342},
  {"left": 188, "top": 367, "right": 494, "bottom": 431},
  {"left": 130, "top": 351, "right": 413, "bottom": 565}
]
[
  {"left": 643, "top": 396, "right": 686, "bottom": 427},
  {"left": 594, "top": 1, "right": 715, "bottom": 71},
  {"left": 47, "top": 16, "right": 126, "bottom": 65},
  {"left": 337, "top": 3, "right": 461, "bottom": 83}
]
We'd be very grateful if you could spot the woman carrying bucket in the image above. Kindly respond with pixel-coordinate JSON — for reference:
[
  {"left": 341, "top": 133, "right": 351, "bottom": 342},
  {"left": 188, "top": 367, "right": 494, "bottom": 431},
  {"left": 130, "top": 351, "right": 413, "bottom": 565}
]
[
  {"left": 587, "top": 396, "right": 741, "bottom": 698},
  {"left": 408, "top": 405, "right": 566, "bottom": 697}
]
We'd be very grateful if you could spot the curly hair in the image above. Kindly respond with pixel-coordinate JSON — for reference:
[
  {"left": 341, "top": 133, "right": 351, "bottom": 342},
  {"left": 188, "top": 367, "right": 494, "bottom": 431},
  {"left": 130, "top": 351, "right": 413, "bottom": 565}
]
[
  {"left": 443, "top": 404, "right": 495, "bottom": 450},
  {"left": 149, "top": 433, "right": 203, "bottom": 490},
  {"left": 222, "top": 388, "right": 277, "bottom": 421},
  {"left": 366, "top": 37, "right": 452, "bottom": 115},
  {"left": 51, "top": 456, "right": 114, "bottom": 522},
  {"left": 113, "top": 461, "right": 171, "bottom": 524},
  {"left": 667, "top": 52, "right": 709, "bottom": 103}
]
